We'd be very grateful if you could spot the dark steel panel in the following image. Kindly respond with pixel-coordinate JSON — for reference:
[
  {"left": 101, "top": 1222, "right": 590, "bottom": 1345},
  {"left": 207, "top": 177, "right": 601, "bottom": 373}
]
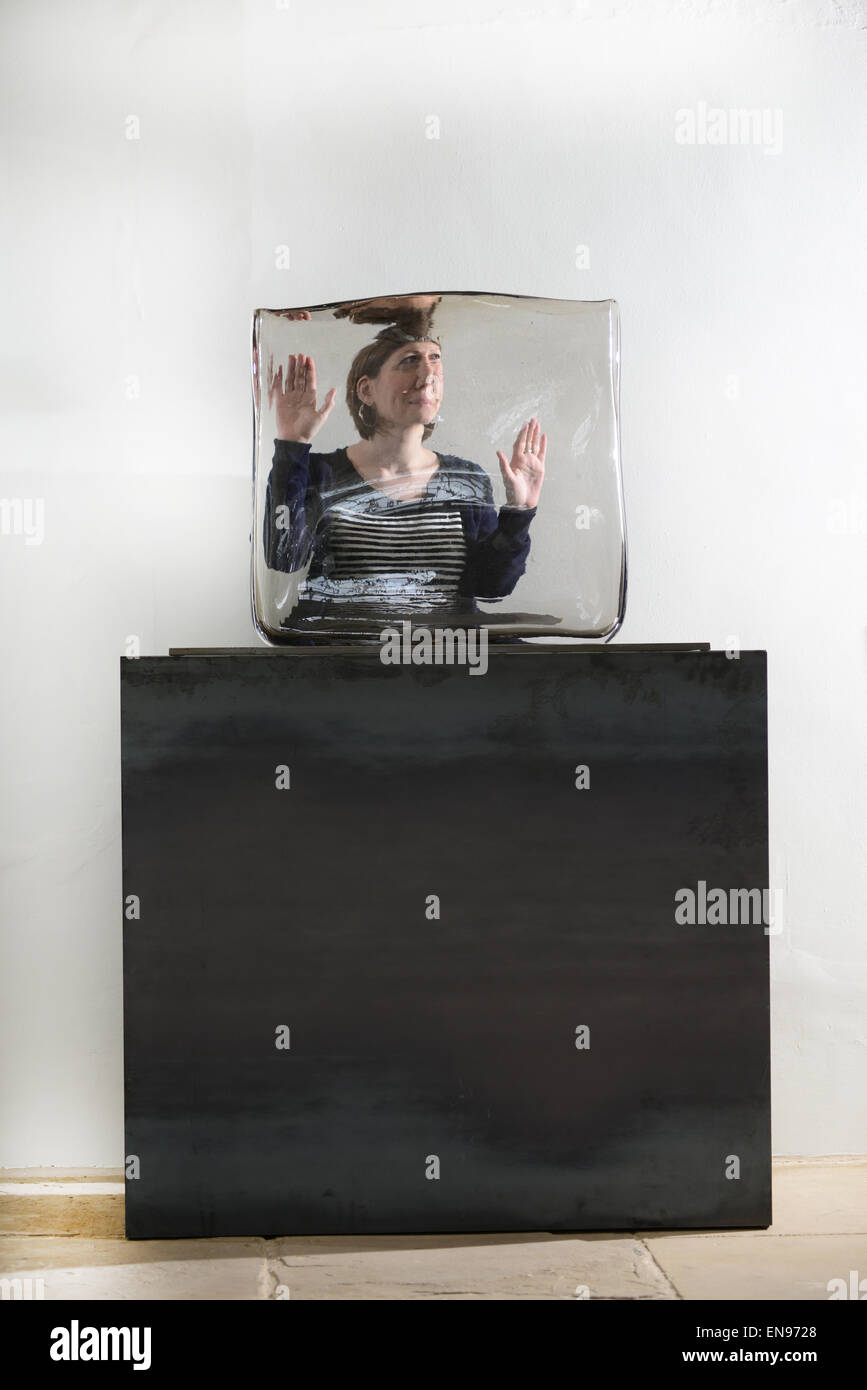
[{"left": 121, "top": 649, "right": 770, "bottom": 1237}]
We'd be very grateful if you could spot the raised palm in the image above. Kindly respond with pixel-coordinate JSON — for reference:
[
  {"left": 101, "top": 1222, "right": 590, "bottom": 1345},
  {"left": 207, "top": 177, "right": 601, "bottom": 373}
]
[
  {"left": 268, "top": 353, "right": 336, "bottom": 444},
  {"left": 497, "top": 417, "right": 547, "bottom": 509}
]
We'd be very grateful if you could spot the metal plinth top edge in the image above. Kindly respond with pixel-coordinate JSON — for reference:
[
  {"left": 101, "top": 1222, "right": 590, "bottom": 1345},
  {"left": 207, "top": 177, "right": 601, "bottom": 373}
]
[{"left": 158, "top": 642, "right": 721, "bottom": 657}]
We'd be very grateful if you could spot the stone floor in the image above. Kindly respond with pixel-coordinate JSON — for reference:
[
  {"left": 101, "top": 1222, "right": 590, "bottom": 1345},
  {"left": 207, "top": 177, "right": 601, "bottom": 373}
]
[{"left": 1, "top": 1159, "right": 865, "bottom": 1300}]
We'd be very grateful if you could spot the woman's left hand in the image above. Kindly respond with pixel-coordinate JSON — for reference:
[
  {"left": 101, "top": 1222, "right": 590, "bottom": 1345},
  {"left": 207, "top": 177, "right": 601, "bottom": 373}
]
[{"left": 497, "top": 418, "right": 547, "bottom": 509}]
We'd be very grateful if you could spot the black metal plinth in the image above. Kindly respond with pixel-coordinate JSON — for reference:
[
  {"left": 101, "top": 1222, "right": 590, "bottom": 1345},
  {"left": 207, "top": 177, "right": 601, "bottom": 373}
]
[{"left": 121, "top": 647, "right": 770, "bottom": 1238}]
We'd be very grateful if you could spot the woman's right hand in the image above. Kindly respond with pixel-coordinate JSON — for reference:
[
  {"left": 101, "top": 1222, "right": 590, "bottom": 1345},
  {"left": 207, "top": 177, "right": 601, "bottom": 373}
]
[{"left": 268, "top": 353, "right": 336, "bottom": 443}]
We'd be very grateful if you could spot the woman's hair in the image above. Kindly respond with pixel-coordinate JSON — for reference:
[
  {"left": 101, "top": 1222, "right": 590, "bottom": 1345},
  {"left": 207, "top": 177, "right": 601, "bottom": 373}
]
[{"left": 346, "top": 325, "right": 441, "bottom": 442}]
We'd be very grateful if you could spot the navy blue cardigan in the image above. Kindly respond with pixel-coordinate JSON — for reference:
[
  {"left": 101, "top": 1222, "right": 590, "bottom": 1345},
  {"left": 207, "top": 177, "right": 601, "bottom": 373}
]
[{"left": 263, "top": 439, "right": 536, "bottom": 600}]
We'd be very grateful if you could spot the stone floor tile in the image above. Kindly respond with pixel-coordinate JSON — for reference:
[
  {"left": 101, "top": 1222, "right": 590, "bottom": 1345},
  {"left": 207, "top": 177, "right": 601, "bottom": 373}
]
[
  {"left": 0, "top": 1185, "right": 124, "bottom": 1238},
  {"left": 0, "top": 1237, "right": 268, "bottom": 1300},
  {"left": 264, "top": 1232, "right": 678, "bottom": 1300},
  {"left": 766, "top": 1160, "right": 867, "bottom": 1236},
  {"left": 643, "top": 1233, "right": 867, "bottom": 1301}
]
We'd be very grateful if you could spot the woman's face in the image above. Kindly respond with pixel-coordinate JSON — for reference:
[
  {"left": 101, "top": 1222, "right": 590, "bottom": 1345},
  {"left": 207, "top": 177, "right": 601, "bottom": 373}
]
[{"left": 360, "top": 341, "right": 443, "bottom": 430}]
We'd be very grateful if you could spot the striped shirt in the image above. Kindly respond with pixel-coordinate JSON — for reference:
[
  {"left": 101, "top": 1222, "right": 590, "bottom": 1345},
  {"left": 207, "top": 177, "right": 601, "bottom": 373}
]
[
  {"left": 301, "top": 501, "right": 468, "bottom": 609},
  {"left": 265, "top": 440, "right": 538, "bottom": 612}
]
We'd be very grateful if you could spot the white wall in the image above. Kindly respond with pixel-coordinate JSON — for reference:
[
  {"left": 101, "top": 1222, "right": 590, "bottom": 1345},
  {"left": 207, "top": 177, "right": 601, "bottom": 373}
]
[{"left": 1, "top": 0, "right": 865, "bottom": 1163}]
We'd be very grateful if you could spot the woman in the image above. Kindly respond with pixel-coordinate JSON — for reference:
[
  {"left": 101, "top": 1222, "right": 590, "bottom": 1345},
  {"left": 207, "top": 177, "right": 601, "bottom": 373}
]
[{"left": 262, "top": 328, "right": 547, "bottom": 616}]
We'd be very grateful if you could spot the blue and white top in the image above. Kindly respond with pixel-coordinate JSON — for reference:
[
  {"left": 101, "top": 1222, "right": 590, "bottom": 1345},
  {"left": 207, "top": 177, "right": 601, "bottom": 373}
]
[{"left": 264, "top": 441, "right": 536, "bottom": 613}]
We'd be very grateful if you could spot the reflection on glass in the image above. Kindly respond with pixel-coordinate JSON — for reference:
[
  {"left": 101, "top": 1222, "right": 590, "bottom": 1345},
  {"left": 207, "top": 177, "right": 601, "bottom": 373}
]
[
  {"left": 251, "top": 293, "right": 625, "bottom": 642},
  {"left": 263, "top": 323, "right": 546, "bottom": 618}
]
